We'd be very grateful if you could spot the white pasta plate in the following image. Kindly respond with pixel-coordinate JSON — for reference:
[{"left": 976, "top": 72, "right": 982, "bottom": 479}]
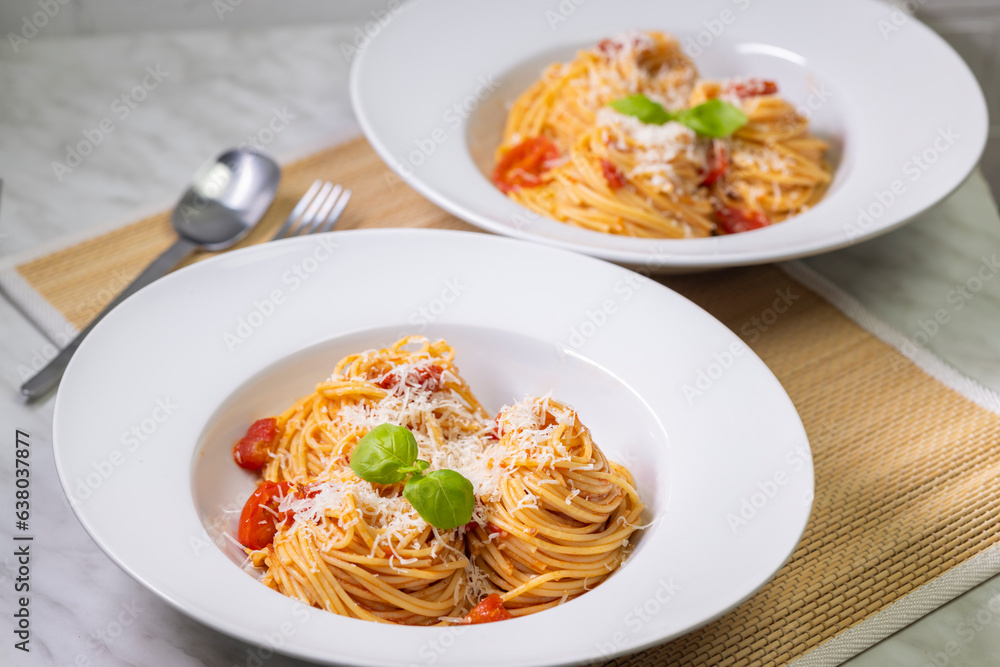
[
  {"left": 53, "top": 230, "right": 812, "bottom": 666},
  {"left": 350, "top": 0, "right": 987, "bottom": 271}
]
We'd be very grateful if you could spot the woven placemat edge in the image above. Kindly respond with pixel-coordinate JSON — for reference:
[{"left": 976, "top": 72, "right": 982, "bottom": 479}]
[
  {"left": 6, "top": 149, "right": 1000, "bottom": 665},
  {"left": 0, "top": 198, "right": 176, "bottom": 274},
  {"left": 790, "top": 544, "right": 1000, "bottom": 666},
  {"left": 779, "top": 258, "right": 1000, "bottom": 664},
  {"left": 780, "top": 259, "right": 1000, "bottom": 417},
  {"left": 0, "top": 267, "right": 77, "bottom": 343}
]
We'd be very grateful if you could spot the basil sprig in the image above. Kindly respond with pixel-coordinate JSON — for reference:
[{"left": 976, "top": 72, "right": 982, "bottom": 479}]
[
  {"left": 677, "top": 98, "right": 749, "bottom": 137},
  {"left": 403, "top": 469, "right": 475, "bottom": 531},
  {"left": 607, "top": 93, "right": 673, "bottom": 125},
  {"left": 349, "top": 423, "right": 418, "bottom": 484},
  {"left": 609, "top": 94, "right": 748, "bottom": 138},
  {"left": 350, "top": 423, "right": 475, "bottom": 530}
]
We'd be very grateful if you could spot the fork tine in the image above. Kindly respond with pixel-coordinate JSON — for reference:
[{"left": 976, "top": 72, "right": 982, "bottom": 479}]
[
  {"left": 300, "top": 185, "right": 342, "bottom": 236},
  {"left": 286, "top": 182, "right": 334, "bottom": 238},
  {"left": 272, "top": 179, "right": 322, "bottom": 241},
  {"left": 315, "top": 188, "right": 352, "bottom": 234}
]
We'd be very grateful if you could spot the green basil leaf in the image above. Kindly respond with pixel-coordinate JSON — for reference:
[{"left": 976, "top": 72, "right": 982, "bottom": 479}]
[
  {"left": 608, "top": 94, "right": 674, "bottom": 125},
  {"left": 676, "top": 99, "right": 748, "bottom": 138},
  {"left": 350, "top": 423, "right": 418, "bottom": 485},
  {"left": 403, "top": 469, "right": 475, "bottom": 530}
]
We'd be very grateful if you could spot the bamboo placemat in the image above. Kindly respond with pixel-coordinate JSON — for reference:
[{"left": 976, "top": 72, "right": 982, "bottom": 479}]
[{"left": 10, "top": 137, "right": 1000, "bottom": 666}]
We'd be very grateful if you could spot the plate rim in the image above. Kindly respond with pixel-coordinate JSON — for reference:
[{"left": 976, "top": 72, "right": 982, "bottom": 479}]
[
  {"left": 349, "top": 0, "right": 988, "bottom": 270},
  {"left": 52, "top": 228, "right": 814, "bottom": 666}
]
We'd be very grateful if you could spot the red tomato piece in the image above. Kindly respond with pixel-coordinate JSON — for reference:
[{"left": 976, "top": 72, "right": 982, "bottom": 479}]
[
  {"left": 486, "top": 522, "right": 508, "bottom": 538},
  {"left": 700, "top": 140, "right": 728, "bottom": 187},
  {"left": 465, "top": 594, "right": 513, "bottom": 624},
  {"left": 725, "top": 78, "right": 778, "bottom": 99},
  {"left": 601, "top": 159, "right": 627, "bottom": 189},
  {"left": 378, "top": 364, "right": 444, "bottom": 392},
  {"left": 297, "top": 482, "right": 322, "bottom": 500},
  {"left": 233, "top": 418, "right": 280, "bottom": 471},
  {"left": 715, "top": 207, "right": 771, "bottom": 234},
  {"left": 237, "top": 481, "right": 292, "bottom": 550},
  {"left": 413, "top": 365, "right": 444, "bottom": 391},
  {"left": 493, "top": 137, "right": 560, "bottom": 194},
  {"left": 595, "top": 34, "right": 647, "bottom": 57},
  {"left": 595, "top": 38, "right": 619, "bottom": 56}
]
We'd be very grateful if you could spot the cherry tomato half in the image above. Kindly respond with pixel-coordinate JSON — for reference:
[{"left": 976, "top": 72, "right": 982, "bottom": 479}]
[
  {"left": 725, "top": 78, "right": 778, "bottom": 99},
  {"left": 378, "top": 364, "right": 444, "bottom": 392},
  {"left": 233, "top": 417, "right": 280, "bottom": 472},
  {"left": 700, "top": 140, "right": 728, "bottom": 187},
  {"left": 601, "top": 159, "right": 627, "bottom": 189},
  {"left": 493, "top": 137, "right": 560, "bottom": 194},
  {"left": 715, "top": 207, "right": 771, "bottom": 234},
  {"left": 237, "top": 481, "right": 292, "bottom": 550},
  {"left": 465, "top": 593, "right": 513, "bottom": 624}
]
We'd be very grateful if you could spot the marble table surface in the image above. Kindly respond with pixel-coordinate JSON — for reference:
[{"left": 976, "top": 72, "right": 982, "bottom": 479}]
[{"left": 2, "top": 25, "right": 1000, "bottom": 667}]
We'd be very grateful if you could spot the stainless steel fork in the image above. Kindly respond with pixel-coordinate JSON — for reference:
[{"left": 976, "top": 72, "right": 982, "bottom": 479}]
[
  {"left": 20, "top": 180, "right": 351, "bottom": 401},
  {"left": 272, "top": 180, "right": 352, "bottom": 240}
]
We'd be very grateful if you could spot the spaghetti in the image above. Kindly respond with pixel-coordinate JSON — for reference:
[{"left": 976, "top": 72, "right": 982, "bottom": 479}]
[
  {"left": 469, "top": 397, "right": 642, "bottom": 616},
  {"left": 494, "top": 30, "right": 831, "bottom": 238},
  {"left": 230, "top": 336, "right": 644, "bottom": 625}
]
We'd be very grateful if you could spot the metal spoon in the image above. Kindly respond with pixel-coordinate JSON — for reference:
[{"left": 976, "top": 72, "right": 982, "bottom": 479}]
[{"left": 21, "top": 148, "right": 281, "bottom": 400}]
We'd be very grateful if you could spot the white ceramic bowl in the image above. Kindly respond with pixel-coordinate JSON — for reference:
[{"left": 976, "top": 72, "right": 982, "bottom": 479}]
[
  {"left": 351, "top": 0, "right": 987, "bottom": 271},
  {"left": 53, "top": 230, "right": 812, "bottom": 666}
]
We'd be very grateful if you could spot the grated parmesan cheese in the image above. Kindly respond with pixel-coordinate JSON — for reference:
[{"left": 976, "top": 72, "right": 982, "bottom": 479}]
[
  {"left": 596, "top": 108, "right": 705, "bottom": 192},
  {"left": 278, "top": 474, "right": 431, "bottom": 568},
  {"left": 731, "top": 147, "right": 790, "bottom": 174}
]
